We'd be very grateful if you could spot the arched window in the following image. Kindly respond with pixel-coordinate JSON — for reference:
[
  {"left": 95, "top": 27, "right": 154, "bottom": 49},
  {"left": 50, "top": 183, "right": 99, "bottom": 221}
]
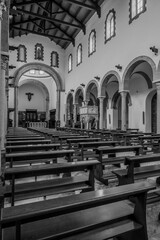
[
  {"left": 68, "top": 54, "right": 73, "bottom": 73},
  {"left": 17, "top": 45, "right": 27, "bottom": 62},
  {"left": 35, "top": 43, "right": 44, "bottom": 61},
  {"left": 51, "top": 51, "right": 59, "bottom": 67},
  {"left": 77, "top": 44, "right": 82, "bottom": 66},
  {"left": 129, "top": 0, "right": 146, "bottom": 23},
  {"left": 88, "top": 29, "right": 96, "bottom": 56},
  {"left": 105, "top": 9, "right": 116, "bottom": 43}
]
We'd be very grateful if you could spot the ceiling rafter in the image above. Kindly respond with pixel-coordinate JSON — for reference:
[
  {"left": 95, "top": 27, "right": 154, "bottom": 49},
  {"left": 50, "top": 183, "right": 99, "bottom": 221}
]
[
  {"left": 10, "top": 8, "right": 83, "bottom": 29},
  {"left": 52, "top": 0, "right": 86, "bottom": 34},
  {"left": 11, "top": 0, "right": 48, "bottom": 8},
  {"left": 61, "top": 0, "right": 96, "bottom": 11},
  {"left": 12, "top": 26, "right": 73, "bottom": 43},
  {"left": 87, "top": 0, "right": 101, "bottom": 17}
]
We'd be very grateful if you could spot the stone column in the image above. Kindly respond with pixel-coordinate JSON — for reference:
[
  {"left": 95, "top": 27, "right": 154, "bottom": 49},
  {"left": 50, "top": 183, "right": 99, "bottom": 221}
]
[
  {"left": 155, "top": 82, "right": 160, "bottom": 134},
  {"left": 56, "top": 90, "right": 61, "bottom": 126},
  {"left": 14, "top": 86, "right": 19, "bottom": 127},
  {"left": 5, "top": 77, "right": 9, "bottom": 132},
  {"left": 46, "top": 97, "right": 49, "bottom": 127},
  {"left": 0, "top": 55, "right": 7, "bottom": 150},
  {"left": 73, "top": 103, "right": 78, "bottom": 126},
  {"left": 98, "top": 96, "right": 105, "bottom": 129},
  {"left": 120, "top": 90, "right": 128, "bottom": 131}
]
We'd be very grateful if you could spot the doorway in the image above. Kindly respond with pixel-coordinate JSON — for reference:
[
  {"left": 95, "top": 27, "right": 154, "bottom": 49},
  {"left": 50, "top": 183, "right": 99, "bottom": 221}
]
[{"left": 151, "top": 93, "right": 157, "bottom": 133}]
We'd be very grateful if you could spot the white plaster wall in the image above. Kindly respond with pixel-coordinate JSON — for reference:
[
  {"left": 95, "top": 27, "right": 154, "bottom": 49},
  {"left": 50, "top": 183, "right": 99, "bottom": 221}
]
[
  {"left": 63, "top": 0, "right": 160, "bottom": 129},
  {"left": 9, "top": 34, "right": 65, "bottom": 86},
  {"left": 18, "top": 83, "right": 46, "bottom": 112},
  {"left": 19, "top": 76, "right": 57, "bottom": 110}
]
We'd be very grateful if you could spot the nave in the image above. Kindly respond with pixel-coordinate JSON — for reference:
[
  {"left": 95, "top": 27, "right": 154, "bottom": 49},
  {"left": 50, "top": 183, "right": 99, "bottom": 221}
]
[{"left": 1, "top": 126, "right": 160, "bottom": 239}]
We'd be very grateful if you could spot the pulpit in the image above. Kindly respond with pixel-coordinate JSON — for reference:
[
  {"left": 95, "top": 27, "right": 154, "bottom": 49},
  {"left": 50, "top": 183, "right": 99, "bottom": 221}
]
[{"left": 79, "top": 105, "right": 98, "bottom": 129}]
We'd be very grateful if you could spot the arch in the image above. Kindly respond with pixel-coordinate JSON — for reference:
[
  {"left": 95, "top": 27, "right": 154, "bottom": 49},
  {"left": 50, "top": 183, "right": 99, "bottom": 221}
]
[
  {"left": 145, "top": 89, "right": 157, "bottom": 133},
  {"left": 19, "top": 79, "right": 50, "bottom": 101},
  {"left": 85, "top": 79, "right": 99, "bottom": 101},
  {"left": 74, "top": 86, "right": 85, "bottom": 104},
  {"left": 100, "top": 70, "right": 121, "bottom": 96},
  {"left": 122, "top": 56, "right": 156, "bottom": 90},
  {"left": 111, "top": 90, "right": 120, "bottom": 109},
  {"left": 13, "top": 62, "right": 64, "bottom": 91},
  {"left": 131, "top": 71, "right": 152, "bottom": 89}
]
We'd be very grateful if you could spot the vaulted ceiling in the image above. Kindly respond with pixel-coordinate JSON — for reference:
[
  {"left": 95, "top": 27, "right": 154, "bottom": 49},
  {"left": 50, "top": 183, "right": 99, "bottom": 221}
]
[{"left": 10, "top": 0, "right": 105, "bottom": 49}]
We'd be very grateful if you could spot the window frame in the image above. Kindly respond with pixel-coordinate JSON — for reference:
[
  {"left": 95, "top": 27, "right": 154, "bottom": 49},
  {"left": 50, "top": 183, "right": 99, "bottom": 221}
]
[
  {"left": 50, "top": 51, "right": 59, "bottom": 68},
  {"left": 17, "top": 44, "right": 27, "bottom": 62},
  {"left": 129, "top": 0, "right": 147, "bottom": 24},
  {"left": 77, "top": 43, "right": 82, "bottom": 66},
  {"left": 88, "top": 29, "right": 96, "bottom": 57},
  {"left": 68, "top": 54, "right": 73, "bottom": 73},
  {"left": 35, "top": 43, "right": 44, "bottom": 61},
  {"left": 105, "top": 9, "right": 116, "bottom": 44}
]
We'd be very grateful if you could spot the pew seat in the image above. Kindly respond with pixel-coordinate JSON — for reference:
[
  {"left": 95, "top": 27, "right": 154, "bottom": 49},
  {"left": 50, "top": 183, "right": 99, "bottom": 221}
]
[
  {"left": 3, "top": 160, "right": 99, "bottom": 206},
  {"left": 1, "top": 181, "right": 154, "bottom": 240}
]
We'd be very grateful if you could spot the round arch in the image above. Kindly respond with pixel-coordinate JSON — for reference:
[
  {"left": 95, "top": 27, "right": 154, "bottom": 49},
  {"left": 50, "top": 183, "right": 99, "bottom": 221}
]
[
  {"left": 74, "top": 86, "right": 85, "bottom": 104},
  {"left": 19, "top": 79, "right": 50, "bottom": 101},
  {"left": 122, "top": 56, "right": 156, "bottom": 90},
  {"left": 85, "top": 79, "right": 99, "bottom": 101},
  {"left": 19, "top": 79, "right": 50, "bottom": 123},
  {"left": 100, "top": 70, "right": 121, "bottom": 96},
  {"left": 145, "top": 89, "right": 157, "bottom": 133},
  {"left": 14, "top": 62, "right": 64, "bottom": 91}
]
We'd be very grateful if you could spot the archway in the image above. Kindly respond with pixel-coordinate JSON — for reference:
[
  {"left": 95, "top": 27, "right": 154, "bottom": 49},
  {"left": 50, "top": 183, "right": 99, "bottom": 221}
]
[
  {"left": 13, "top": 63, "right": 63, "bottom": 127},
  {"left": 66, "top": 92, "right": 74, "bottom": 127},
  {"left": 101, "top": 71, "right": 121, "bottom": 129},
  {"left": 74, "top": 87, "right": 84, "bottom": 127},
  {"left": 122, "top": 56, "right": 155, "bottom": 131},
  {"left": 85, "top": 80, "right": 99, "bottom": 129},
  {"left": 18, "top": 79, "right": 50, "bottom": 127}
]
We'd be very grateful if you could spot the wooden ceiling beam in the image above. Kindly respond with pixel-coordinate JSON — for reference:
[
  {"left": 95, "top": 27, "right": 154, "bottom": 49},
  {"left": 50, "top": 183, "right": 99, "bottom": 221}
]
[
  {"left": 61, "top": 0, "right": 96, "bottom": 11},
  {"left": 87, "top": 0, "right": 101, "bottom": 17},
  {"left": 11, "top": 26, "right": 74, "bottom": 43},
  {"left": 52, "top": 0, "right": 86, "bottom": 34},
  {"left": 11, "top": 0, "right": 48, "bottom": 8},
  {"left": 10, "top": 8, "right": 83, "bottom": 29}
]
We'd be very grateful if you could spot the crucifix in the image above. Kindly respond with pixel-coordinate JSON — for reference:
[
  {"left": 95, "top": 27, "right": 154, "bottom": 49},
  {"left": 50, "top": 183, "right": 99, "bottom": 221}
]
[{"left": 26, "top": 92, "right": 34, "bottom": 101}]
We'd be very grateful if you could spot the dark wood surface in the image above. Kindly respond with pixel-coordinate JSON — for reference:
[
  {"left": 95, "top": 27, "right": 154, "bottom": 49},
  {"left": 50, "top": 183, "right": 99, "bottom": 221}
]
[{"left": 1, "top": 181, "right": 154, "bottom": 240}]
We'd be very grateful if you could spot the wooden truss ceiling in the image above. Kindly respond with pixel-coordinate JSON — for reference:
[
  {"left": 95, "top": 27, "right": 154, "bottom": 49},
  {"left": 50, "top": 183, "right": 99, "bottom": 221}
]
[{"left": 10, "top": 0, "right": 105, "bottom": 49}]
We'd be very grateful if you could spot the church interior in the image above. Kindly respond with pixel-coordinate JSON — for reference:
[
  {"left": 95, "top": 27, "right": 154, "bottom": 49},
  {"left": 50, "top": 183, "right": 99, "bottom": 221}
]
[{"left": 1, "top": 0, "right": 160, "bottom": 239}]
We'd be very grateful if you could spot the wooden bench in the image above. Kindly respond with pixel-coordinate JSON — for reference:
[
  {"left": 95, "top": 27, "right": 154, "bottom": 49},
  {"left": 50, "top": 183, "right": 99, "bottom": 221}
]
[
  {"left": 6, "top": 139, "right": 51, "bottom": 146},
  {"left": 95, "top": 145, "right": 143, "bottom": 184},
  {"left": 2, "top": 160, "right": 99, "bottom": 206},
  {"left": 78, "top": 140, "right": 121, "bottom": 161},
  {"left": 0, "top": 181, "right": 154, "bottom": 240},
  {"left": 6, "top": 136, "right": 45, "bottom": 141},
  {"left": 5, "top": 149, "right": 74, "bottom": 167},
  {"left": 6, "top": 143, "right": 60, "bottom": 153},
  {"left": 113, "top": 153, "right": 160, "bottom": 186},
  {"left": 139, "top": 135, "right": 160, "bottom": 152}
]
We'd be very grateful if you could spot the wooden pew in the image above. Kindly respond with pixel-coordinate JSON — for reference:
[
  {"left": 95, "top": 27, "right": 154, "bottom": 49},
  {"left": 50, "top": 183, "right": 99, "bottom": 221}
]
[
  {"left": 67, "top": 137, "right": 101, "bottom": 149},
  {"left": 3, "top": 160, "right": 99, "bottom": 206},
  {"left": 1, "top": 181, "right": 154, "bottom": 240},
  {"left": 138, "top": 135, "right": 160, "bottom": 152},
  {"left": 6, "top": 139, "right": 51, "bottom": 146},
  {"left": 78, "top": 140, "right": 121, "bottom": 161},
  {"left": 6, "top": 143, "right": 60, "bottom": 153},
  {"left": 5, "top": 149, "right": 74, "bottom": 167},
  {"left": 6, "top": 136, "right": 45, "bottom": 141},
  {"left": 95, "top": 145, "right": 143, "bottom": 184},
  {"left": 113, "top": 152, "right": 160, "bottom": 186}
]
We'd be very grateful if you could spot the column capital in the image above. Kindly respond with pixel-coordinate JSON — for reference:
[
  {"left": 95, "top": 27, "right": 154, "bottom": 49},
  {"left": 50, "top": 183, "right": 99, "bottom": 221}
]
[
  {"left": 153, "top": 80, "right": 160, "bottom": 90},
  {"left": 0, "top": 0, "right": 6, "bottom": 20},
  {"left": 98, "top": 96, "right": 105, "bottom": 100},
  {"left": 1, "top": 54, "right": 9, "bottom": 70},
  {"left": 119, "top": 90, "right": 129, "bottom": 94}
]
